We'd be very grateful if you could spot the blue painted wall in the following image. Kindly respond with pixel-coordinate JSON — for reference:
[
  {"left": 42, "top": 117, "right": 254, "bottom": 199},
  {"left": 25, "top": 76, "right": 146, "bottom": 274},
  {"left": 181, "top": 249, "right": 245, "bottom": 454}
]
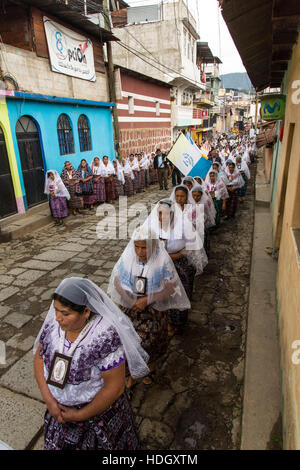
[{"left": 6, "top": 96, "right": 115, "bottom": 205}]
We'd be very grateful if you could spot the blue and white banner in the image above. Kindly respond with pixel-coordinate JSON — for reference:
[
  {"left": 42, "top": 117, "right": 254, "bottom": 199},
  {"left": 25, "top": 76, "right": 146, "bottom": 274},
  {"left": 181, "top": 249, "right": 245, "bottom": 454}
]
[{"left": 167, "top": 134, "right": 212, "bottom": 179}]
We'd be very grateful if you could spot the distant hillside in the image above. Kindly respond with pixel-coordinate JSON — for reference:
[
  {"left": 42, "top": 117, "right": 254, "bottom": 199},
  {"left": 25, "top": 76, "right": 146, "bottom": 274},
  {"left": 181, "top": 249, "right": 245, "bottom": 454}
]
[{"left": 220, "top": 73, "right": 254, "bottom": 91}]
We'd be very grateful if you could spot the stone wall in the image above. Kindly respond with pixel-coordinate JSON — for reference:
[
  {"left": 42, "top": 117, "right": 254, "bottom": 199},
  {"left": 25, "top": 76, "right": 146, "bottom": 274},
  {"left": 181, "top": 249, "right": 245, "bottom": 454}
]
[{"left": 119, "top": 128, "right": 172, "bottom": 156}]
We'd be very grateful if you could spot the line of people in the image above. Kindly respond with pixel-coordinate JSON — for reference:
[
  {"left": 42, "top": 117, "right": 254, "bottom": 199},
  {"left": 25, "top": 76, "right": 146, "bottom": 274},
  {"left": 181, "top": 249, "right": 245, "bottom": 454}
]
[
  {"left": 35, "top": 132, "right": 256, "bottom": 450},
  {"left": 44, "top": 152, "right": 166, "bottom": 225}
]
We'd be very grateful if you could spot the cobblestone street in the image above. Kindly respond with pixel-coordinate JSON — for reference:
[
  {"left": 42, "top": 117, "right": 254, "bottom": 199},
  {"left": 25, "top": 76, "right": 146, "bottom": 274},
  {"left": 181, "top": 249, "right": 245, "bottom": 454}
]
[{"left": 0, "top": 166, "right": 255, "bottom": 450}]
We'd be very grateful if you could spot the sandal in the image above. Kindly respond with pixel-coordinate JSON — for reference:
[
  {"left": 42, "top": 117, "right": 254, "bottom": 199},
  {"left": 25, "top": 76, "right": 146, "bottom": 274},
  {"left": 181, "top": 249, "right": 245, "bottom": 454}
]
[{"left": 142, "top": 372, "right": 155, "bottom": 385}]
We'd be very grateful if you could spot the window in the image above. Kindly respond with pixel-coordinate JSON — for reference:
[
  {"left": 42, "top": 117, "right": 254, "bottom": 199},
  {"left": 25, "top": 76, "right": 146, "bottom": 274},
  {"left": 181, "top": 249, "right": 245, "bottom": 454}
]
[
  {"left": 156, "top": 101, "right": 160, "bottom": 116},
  {"left": 128, "top": 96, "right": 134, "bottom": 114},
  {"left": 183, "top": 28, "right": 187, "bottom": 56},
  {"left": 57, "top": 114, "right": 74, "bottom": 155},
  {"left": 78, "top": 114, "right": 92, "bottom": 152}
]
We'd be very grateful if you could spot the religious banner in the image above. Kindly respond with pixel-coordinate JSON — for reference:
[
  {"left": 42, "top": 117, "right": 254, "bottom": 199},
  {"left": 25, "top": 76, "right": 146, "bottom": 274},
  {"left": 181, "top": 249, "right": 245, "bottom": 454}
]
[
  {"left": 167, "top": 133, "right": 212, "bottom": 179},
  {"left": 43, "top": 17, "right": 96, "bottom": 82},
  {"left": 186, "top": 134, "right": 211, "bottom": 178}
]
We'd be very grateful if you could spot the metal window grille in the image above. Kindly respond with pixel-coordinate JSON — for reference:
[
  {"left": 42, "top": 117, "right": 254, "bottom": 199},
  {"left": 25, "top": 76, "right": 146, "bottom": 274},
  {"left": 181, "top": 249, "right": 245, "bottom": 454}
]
[
  {"left": 57, "top": 114, "right": 75, "bottom": 155},
  {"left": 78, "top": 114, "right": 92, "bottom": 152}
]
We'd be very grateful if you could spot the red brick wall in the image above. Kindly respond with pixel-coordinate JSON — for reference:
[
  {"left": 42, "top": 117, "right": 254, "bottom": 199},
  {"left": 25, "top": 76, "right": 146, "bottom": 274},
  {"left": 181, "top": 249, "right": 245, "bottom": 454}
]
[{"left": 119, "top": 128, "right": 172, "bottom": 156}]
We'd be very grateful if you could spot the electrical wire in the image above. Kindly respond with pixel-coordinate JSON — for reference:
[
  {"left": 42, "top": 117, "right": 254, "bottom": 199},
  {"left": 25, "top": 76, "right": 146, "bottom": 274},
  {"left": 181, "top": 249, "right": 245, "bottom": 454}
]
[
  {"left": 124, "top": 28, "right": 165, "bottom": 75},
  {"left": 116, "top": 40, "right": 176, "bottom": 80},
  {"left": 117, "top": 38, "right": 203, "bottom": 88},
  {"left": 217, "top": 1, "right": 222, "bottom": 60},
  {"left": 86, "top": 0, "right": 201, "bottom": 88}
]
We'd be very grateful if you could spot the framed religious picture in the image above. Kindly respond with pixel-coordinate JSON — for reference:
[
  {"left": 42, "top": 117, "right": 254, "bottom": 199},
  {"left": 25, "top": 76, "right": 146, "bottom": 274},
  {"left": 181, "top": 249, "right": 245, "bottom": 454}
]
[
  {"left": 47, "top": 352, "right": 72, "bottom": 389},
  {"left": 133, "top": 276, "right": 147, "bottom": 296}
]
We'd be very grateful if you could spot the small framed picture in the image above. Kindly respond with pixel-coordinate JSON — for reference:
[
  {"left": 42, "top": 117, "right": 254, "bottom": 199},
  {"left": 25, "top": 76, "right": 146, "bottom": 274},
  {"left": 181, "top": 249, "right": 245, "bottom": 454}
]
[
  {"left": 133, "top": 276, "right": 147, "bottom": 296},
  {"left": 47, "top": 352, "right": 72, "bottom": 389}
]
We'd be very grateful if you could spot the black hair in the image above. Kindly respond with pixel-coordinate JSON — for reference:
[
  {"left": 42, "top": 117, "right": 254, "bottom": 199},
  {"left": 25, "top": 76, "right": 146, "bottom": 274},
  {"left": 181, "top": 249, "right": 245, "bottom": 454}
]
[
  {"left": 52, "top": 293, "right": 86, "bottom": 314},
  {"left": 175, "top": 185, "right": 189, "bottom": 195}
]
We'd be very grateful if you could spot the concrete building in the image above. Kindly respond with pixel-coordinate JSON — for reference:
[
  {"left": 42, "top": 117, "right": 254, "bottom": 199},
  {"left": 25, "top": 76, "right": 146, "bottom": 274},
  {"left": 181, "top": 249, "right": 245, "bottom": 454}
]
[
  {"left": 193, "top": 42, "right": 222, "bottom": 143},
  {"left": 111, "top": 0, "right": 205, "bottom": 141},
  {"left": 0, "top": 1, "right": 116, "bottom": 217},
  {"left": 220, "top": 0, "right": 300, "bottom": 449}
]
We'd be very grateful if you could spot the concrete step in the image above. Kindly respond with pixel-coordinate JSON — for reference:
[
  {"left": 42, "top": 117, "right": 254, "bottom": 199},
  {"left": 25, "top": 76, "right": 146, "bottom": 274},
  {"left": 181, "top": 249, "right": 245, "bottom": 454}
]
[{"left": 0, "top": 203, "right": 52, "bottom": 243}]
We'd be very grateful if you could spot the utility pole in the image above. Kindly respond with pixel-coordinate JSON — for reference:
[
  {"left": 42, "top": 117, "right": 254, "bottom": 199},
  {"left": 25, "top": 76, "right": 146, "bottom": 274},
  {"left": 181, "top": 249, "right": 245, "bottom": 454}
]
[
  {"left": 255, "top": 90, "right": 258, "bottom": 131},
  {"left": 103, "top": 0, "right": 121, "bottom": 158}
]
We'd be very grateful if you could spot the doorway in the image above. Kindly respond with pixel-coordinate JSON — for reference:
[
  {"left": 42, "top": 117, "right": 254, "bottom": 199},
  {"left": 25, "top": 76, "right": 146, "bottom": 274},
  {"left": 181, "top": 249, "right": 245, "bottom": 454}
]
[{"left": 16, "top": 116, "right": 47, "bottom": 208}]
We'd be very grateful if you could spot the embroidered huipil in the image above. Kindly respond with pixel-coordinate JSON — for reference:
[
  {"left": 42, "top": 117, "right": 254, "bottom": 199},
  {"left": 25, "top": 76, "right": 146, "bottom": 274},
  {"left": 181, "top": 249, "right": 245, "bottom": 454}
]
[{"left": 39, "top": 315, "right": 125, "bottom": 406}]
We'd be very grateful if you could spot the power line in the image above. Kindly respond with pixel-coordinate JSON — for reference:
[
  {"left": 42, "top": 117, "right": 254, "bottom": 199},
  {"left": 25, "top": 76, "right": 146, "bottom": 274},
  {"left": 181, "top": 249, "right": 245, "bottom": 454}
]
[
  {"left": 116, "top": 41, "right": 177, "bottom": 80},
  {"left": 117, "top": 38, "right": 203, "bottom": 88},
  {"left": 124, "top": 28, "right": 165, "bottom": 75},
  {"left": 217, "top": 1, "right": 222, "bottom": 60},
  {"left": 196, "top": 0, "right": 200, "bottom": 36}
]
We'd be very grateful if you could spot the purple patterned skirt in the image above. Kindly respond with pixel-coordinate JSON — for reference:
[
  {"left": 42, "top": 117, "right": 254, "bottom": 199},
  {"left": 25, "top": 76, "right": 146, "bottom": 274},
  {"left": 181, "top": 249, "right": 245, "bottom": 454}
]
[
  {"left": 226, "top": 188, "right": 239, "bottom": 217},
  {"left": 132, "top": 170, "right": 139, "bottom": 192},
  {"left": 66, "top": 184, "right": 83, "bottom": 209},
  {"left": 149, "top": 168, "right": 158, "bottom": 184},
  {"left": 93, "top": 178, "right": 106, "bottom": 203},
  {"left": 123, "top": 306, "right": 169, "bottom": 364},
  {"left": 138, "top": 169, "right": 145, "bottom": 190},
  {"left": 49, "top": 196, "right": 68, "bottom": 219},
  {"left": 44, "top": 392, "right": 139, "bottom": 450},
  {"left": 104, "top": 177, "right": 116, "bottom": 202},
  {"left": 83, "top": 194, "right": 96, "bottom": 206},
  {"left": 124, "top": 175, "right": 134, "bottom": 196},
  {"left": 113, "top": 175, "right": 125, "bottom": 198}
]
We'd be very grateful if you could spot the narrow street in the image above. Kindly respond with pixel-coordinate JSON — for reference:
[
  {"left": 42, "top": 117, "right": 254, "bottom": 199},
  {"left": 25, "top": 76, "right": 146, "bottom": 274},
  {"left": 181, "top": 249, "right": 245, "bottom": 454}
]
[{"left": 0, "top": 165, "right": 255, "bottom": 450}]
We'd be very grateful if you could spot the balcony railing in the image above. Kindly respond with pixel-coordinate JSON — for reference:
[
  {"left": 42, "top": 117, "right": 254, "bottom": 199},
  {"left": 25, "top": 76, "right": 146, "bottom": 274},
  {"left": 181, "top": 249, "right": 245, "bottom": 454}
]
[{"left": 172, "top": 105, "right": 193, "bottom": 127}]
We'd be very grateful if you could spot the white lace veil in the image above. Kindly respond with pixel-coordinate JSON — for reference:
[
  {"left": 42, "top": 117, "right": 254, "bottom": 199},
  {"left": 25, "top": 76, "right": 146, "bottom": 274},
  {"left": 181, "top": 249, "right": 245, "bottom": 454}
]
[
  {"left": 142, "top": 198, "right": 207, "bottom": 276},
  {"left": 191, "top": 184, "right": 216, "bottom": 229},
  {"left": 107, "top": 226, "right": 191, "bottom": 312},
  {"left": 170, "top": 184, "right": 195, "bottom": 205},
  {"left": 33, "top": 277, "right": 150, "bottom": 379},
  {"left": 182, "top": 176, "right": 196, "bottom": 189},
  {"left": 44, "top": 170, "right": 70, "bottom": 200}
]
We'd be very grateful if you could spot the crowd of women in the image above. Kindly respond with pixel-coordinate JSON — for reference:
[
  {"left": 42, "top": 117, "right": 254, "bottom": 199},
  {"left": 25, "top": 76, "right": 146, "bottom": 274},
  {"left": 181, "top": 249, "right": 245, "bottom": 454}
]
[
  {"left": 36, "top": 132, "right": 256, "bottom": 450},
  {"left": 44, "top": 153, "right": 160, "bottom": 225}
]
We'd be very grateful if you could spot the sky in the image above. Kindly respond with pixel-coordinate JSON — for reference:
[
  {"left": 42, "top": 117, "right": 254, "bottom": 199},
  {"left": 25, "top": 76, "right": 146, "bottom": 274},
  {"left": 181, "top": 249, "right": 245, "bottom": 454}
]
[{"left": 125, "top": 0, "right": 246, "bottom": 76}]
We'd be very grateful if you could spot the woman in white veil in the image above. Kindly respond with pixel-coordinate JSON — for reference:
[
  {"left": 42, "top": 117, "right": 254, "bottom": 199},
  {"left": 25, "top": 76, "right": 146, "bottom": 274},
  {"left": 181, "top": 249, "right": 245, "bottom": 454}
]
[
  {"left": 182, "top": 176, "right": 196, "bottom": 191},
  {"left": 142, "top": 196, "right": 207, "bottom": 336},
  {"left": 33, "top": 277, "right": 147, "bottom": 450},
  {"left": 224, "top": 160, "right": 244, "bottom": 219},
  {"left": 204, "top": 169, "right": 228, "bottom": 228},
  {"left": 108, "top": 226, "right": 190, "bottom": 389},
  {"left": 44, "top": 170, "right": 70, "bottom": 226},
  {"left": 169, "top": 185, "right": 208, "bottom": 273}
]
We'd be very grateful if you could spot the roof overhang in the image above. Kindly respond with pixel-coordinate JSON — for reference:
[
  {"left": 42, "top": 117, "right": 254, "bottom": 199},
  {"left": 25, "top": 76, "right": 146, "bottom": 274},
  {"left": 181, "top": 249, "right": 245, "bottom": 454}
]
[
  {"left": 182, "top": 18, "right": 200, "bottom": 40},
  {"left": 6, "top": 0, "right": 119, "bottom": 42},
  {"left": 219, "top": 0, "right": 300, "bottom": 90},
  {"left": 168, "top": 76, "right": 205, "bottom": 92}
]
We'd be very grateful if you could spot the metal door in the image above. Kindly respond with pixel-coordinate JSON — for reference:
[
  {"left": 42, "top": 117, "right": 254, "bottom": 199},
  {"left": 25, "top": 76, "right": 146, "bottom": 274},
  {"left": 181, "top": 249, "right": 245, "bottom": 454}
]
[
  {"left": 0, "top": 126, "right": 17, "bottom": 218},
  {"left": 16, "top": 116, "right": 47, "bottom": 208}
]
